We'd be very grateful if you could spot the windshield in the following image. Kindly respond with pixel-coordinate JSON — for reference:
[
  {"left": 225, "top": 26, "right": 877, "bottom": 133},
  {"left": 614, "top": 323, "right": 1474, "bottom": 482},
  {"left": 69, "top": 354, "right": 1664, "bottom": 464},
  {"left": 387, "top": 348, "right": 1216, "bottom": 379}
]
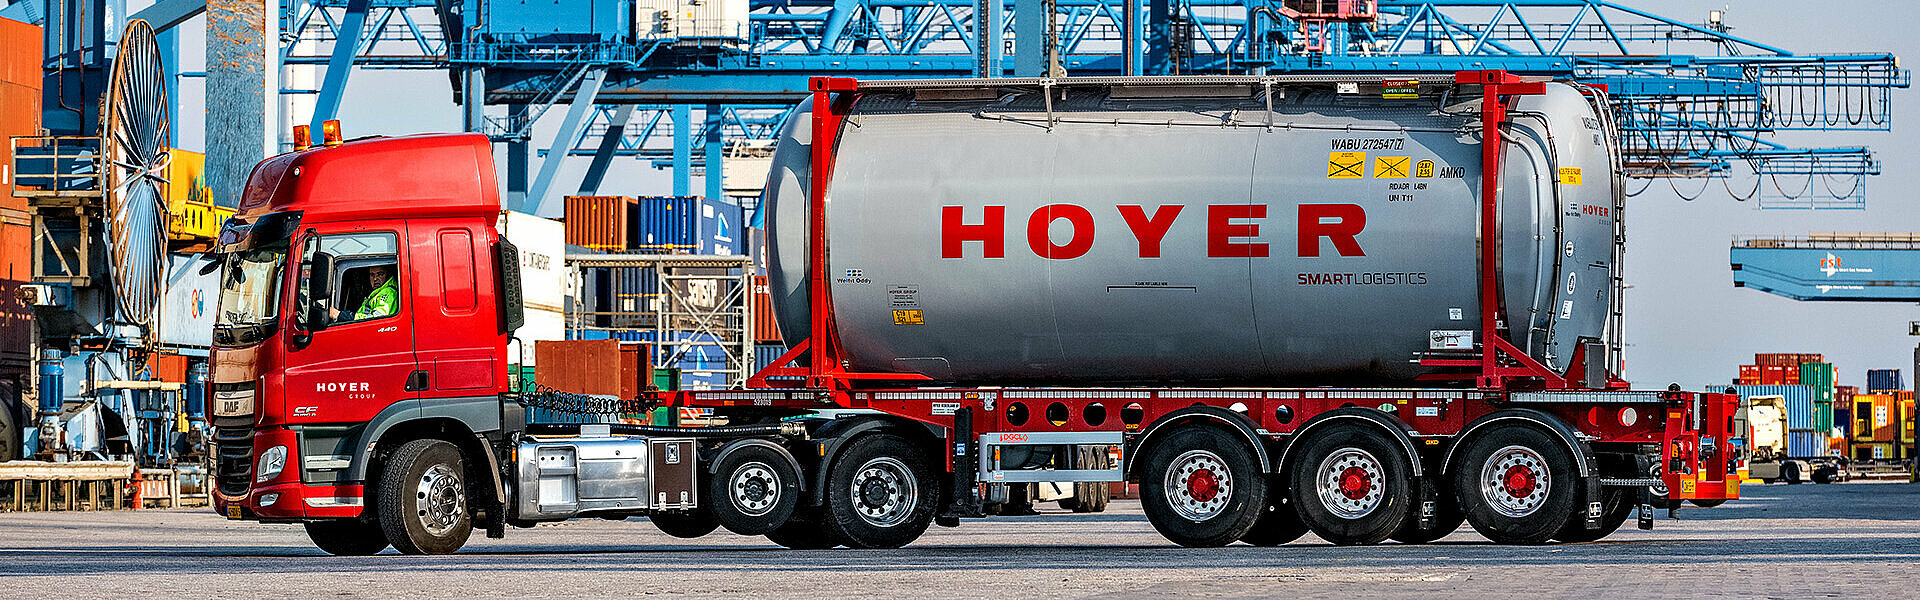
[{"left": 213, "top": 249, "right": 287, "bottom": 347}]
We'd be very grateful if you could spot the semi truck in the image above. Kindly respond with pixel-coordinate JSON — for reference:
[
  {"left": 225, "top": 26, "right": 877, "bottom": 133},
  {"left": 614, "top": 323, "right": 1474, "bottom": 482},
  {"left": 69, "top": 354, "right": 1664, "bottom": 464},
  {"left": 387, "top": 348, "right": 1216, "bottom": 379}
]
[{"left": 209, "top": 71, "right": 1738, "bottom": 555}]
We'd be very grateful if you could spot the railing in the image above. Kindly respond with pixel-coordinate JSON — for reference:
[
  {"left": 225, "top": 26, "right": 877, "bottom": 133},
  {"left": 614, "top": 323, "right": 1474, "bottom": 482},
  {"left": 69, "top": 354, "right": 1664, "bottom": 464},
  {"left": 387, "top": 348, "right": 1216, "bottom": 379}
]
[{"left": 9, "top": 136, "right": 102, "bottom": 198}]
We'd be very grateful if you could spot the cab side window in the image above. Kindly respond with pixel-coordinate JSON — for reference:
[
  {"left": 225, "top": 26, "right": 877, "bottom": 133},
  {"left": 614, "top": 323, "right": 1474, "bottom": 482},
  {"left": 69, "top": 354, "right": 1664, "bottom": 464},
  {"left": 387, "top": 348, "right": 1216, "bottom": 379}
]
[{"left": 301, "top": 232, "right": 402, "bottom": 326}]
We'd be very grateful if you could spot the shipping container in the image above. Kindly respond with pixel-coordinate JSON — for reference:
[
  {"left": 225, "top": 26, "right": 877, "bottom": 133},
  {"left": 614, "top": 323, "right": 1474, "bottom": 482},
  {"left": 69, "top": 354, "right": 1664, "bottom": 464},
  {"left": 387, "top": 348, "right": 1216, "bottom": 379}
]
[
  {"left": 1760, "top": 365, "right": 1787, "bottom": 385},
  {"left": 502, "top": 211, "right": 569, "bottom": 363},
  {"left": 1730, "top": 385, "right": 1817, "bottom": 430},
  {"left": 564, "top": 195, "right": 631, "bottom": 251},
  {"left": 1903, "top": 393, "right": 1916, "bottom": 445},
  {"left": 1783, "top": 368, "right": 1800, "bottom": 385},
  {"left": 1756, "top": 353, "right": 1823, "bottom": 367},
  {"left": 752, "top": 275, "right": 780, "bottom": 343},
  {"left": 1853, "top": 442, "right": 1896, "bottom": 461},
  {"left": 1813, "top": 400, "right": 1832, "bottom": 432},
  {"left": 0, "top": 17, "right": 40, "bottom": 380},
  {"left": 628, "top": 196, "right": 744, "bottom": 256},
  {"left": 569, "top": 329, "right": 737, "bottom": 388},
  {"left": 754, "top": 343, "right": 791, "bottom": 372},
  {"left": 1738, "top": 365, "right": 1761, "bottom": 385},
  {"left": 1868, "top": 369, "right": 1904, "bottom": 393},
  {"left": 1787, "top": 429, "right": 1825, "bottom": 459},
  {"left": 156, "top": 254, "right": 221, "bottom": 348},
  {"left": 1852, "top": 394, "right": 1898, "bottom": 443},
  {"left": 528, "top": 339, "right": 652, "bottom": 424}
]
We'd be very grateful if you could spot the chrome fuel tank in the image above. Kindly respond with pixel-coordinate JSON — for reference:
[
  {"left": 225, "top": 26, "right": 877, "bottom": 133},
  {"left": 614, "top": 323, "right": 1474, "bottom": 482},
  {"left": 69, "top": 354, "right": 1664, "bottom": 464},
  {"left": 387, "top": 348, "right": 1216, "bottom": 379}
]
[{"left": 765, "top": 78, "right": 1619, "bottom": 385}]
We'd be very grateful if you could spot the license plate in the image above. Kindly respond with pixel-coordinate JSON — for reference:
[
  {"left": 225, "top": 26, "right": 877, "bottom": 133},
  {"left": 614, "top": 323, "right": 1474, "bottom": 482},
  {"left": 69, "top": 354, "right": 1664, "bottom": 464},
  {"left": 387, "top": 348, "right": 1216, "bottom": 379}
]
[{"left": 226, "top": 505, "right": 243, "bottom": 520}]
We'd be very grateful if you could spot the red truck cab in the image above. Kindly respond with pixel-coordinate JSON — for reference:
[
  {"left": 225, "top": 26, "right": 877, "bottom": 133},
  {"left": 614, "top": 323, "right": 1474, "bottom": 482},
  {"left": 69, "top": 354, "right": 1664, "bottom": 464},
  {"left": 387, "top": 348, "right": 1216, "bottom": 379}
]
[{"left": 209, "top": 133, "right": 518, "bottom": 552}]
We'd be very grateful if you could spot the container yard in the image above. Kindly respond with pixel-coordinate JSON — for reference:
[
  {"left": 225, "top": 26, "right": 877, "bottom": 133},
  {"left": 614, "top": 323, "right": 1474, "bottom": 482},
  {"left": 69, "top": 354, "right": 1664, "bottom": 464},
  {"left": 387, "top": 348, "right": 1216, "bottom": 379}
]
[{"left": 2, "top": 0, "right": 1919, "bottom": 597}]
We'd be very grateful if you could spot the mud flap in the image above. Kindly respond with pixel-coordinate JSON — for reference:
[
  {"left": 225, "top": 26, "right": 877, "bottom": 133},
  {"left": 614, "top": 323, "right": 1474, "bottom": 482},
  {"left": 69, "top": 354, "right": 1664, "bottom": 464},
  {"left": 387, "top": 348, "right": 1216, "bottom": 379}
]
[{"left": 1579, "top": 475, "right": 1602, "bottom": 530}]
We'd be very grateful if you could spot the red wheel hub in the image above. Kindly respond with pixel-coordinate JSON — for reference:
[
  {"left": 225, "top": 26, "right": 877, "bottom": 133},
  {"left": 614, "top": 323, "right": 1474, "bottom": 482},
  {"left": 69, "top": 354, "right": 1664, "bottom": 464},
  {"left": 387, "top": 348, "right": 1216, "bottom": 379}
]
[
  {"left": 1502, "top": 465, "right": 1537, "bottom": 498},
  {"left": 1186, "top": 469, "right": 1220, "bottom": 502},
  {"left": 1338, "top": 467, "right": 1372, "bottom": 500}
]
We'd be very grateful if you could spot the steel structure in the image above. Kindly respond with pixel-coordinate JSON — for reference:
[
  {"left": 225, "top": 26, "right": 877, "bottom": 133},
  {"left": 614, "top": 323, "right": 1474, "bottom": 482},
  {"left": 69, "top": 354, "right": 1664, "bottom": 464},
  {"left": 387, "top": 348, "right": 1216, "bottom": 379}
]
[
  {"left": 1731, "top": 234, "right": 1920, "bottom": 302},
  {"left": 264, "top": 0, "right": 1906, "bottom": 212}
]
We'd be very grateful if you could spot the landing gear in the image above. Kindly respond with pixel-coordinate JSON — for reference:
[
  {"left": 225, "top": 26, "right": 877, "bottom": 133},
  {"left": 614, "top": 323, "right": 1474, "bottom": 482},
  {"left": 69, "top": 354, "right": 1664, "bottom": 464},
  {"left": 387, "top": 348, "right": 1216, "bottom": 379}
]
[
  {"left": 1139, "top": 427, "right": 1266, "bottom": 547},
  {"left": 1287, "top": 424, "right": 1414, "bottom": 546},
  {"left": 1454, "top": 427, "right": 1580, "bottom": 545},
  {"left": 821, "top": 434, "right": 938, "bottom": 549},
  {"left": 377, "top": 439, "right": 473, "bottom": 555}
]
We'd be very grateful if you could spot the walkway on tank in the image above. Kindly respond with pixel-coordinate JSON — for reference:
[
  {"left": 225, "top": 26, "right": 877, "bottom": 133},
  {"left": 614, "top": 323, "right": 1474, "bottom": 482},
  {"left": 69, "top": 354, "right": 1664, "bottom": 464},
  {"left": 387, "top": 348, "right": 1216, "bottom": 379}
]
[{"left": 0, "top": 483, "right": 1914, "bottom": 598}]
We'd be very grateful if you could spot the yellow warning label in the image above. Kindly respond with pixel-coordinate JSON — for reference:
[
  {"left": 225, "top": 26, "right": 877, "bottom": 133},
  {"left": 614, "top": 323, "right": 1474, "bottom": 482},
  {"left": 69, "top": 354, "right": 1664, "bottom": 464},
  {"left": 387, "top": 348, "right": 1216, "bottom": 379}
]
[
  {"left": 1415, "top": 159, "right": 1435, "bottom": 178},
  {"left": 1374, "top": 156, "right": 1410, "bottom": 178},
  {"left": 892, "top": 309, "right": 925, "bottom": 325},
  {"left": 1558, "top": 166, "right": 1583, "bottom": 185},
  {"left": 1678, "top": 479, "right": 1695, "bottom": 496},
  {"left": 1726, "top": 478, "right": 1740, "bottom": 497},
  {"left": 1328, "top": 152, "right": 1366, "bottom": 179}
]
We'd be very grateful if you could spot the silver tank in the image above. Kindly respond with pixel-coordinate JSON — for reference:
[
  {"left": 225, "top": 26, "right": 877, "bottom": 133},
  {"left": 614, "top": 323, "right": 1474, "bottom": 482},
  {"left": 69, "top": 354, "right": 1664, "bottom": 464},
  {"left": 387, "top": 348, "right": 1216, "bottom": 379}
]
[{"left": 764, "top": 77, "right": 1620, "bottom": 385}]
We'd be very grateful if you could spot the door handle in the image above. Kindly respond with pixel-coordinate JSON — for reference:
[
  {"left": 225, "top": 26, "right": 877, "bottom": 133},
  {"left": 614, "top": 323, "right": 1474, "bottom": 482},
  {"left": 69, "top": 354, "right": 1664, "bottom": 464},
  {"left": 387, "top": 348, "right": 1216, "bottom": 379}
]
[{"left": 405, "top": 370, "right": 429, "bottom": 391}]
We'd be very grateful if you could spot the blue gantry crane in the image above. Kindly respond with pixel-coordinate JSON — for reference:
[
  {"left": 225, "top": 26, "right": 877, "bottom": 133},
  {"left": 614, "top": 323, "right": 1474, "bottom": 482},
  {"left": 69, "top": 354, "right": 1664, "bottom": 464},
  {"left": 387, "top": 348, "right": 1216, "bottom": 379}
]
[
  {"left": 252, "top": 0, "right": 1905, "bottom": 215},
  {"left": 1732, "top": 234, "right": 1920, "bottom": 302}
]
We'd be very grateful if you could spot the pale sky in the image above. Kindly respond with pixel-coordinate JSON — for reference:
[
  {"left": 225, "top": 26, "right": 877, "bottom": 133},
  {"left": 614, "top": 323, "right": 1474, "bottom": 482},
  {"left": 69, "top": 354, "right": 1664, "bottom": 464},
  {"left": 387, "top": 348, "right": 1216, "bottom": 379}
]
[{"left": 159, "top": 1, "right": 1918, "bottom": 391}]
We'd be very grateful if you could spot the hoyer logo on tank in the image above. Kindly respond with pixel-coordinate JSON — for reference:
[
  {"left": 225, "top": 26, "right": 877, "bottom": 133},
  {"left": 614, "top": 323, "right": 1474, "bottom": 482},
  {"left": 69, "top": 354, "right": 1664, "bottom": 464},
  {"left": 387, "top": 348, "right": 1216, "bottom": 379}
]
[{"left": 940, "top": 204, "right": 1368, "bottom": 259}]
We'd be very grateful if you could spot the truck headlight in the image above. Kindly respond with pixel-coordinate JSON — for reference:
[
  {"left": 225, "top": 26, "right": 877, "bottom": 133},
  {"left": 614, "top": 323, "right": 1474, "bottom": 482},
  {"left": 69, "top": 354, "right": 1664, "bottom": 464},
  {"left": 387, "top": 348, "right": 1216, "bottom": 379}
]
[{"left": 256, "top": 445, "right": 288, "bottom": 482}]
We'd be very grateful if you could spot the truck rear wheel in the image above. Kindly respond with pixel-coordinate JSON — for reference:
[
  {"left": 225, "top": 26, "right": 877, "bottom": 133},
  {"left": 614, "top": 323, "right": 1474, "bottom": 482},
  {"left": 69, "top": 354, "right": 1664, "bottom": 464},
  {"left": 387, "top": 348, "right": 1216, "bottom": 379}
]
[
  {"left": 1552, "top": 487, "right": 1633, "bottom": 543},
  {"left": 377, "top": 439, "right": 473, "bottom": 555},
  {"left": 1286, "top": 424, "right": 1414, "bottom": 546},
  {"left": 1139, "top": 426, "right": 1267, "bottom": 547},
  {"left": 1389, "top": 487, "right": 1466, "bottom": 544},
  {"left": 305, "top": 518, "right": 390, "bottom": 555},
  {"left": 1453, "top": 426, "right": 1580, "bottom": 545},
  {"left": 821, "top": 434, "right": 937, "bottom": 549},
  {"left": 708, "top": 445, "right": 800, "bottom": 536},
  {"left": 1237, "top": 492, "right": 1309, "bottom": 546},
  {"left": 650, "top": 510, "right": 720, "bottom": 538}
]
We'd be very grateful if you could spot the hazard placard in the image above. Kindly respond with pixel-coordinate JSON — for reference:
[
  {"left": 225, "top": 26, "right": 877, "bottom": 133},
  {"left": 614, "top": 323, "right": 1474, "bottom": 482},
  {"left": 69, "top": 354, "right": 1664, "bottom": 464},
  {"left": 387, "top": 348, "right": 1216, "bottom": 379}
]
[
  {"left": 1328, "top": 152, "right": 1366, "bottom": 179},
  {"left": 892, "top": 309, "right": 925, "bottom": 325},
  {"left": 1374, "top": 156, "right": 1410, "bottom": 178},
  {"left": 1558, "top": 166, "right": 1583, "bottom": 185},
  {"left": 1415, "top": 159, "right": 1435, "bottom": 178}
]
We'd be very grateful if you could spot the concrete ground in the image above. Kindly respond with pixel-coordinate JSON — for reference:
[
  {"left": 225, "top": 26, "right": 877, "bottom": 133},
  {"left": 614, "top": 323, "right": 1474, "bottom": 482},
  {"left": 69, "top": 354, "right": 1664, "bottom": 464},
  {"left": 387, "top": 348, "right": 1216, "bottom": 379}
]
[{"left": 0, "top": 482, "right": 1914, "bottom": 599}]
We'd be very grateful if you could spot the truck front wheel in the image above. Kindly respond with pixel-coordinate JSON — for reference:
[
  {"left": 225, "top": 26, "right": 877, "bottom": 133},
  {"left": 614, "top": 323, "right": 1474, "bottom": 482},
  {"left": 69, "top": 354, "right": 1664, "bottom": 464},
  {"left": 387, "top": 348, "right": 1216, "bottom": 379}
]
[
  {"left": 821, "top": 434, "right": 938, "bottom": 549},
  {"left": 377, "top": 439, "right": 473, "bottom": 555},
  {"left": 304, "top": 518, "right": 389, "bottom": 555}
]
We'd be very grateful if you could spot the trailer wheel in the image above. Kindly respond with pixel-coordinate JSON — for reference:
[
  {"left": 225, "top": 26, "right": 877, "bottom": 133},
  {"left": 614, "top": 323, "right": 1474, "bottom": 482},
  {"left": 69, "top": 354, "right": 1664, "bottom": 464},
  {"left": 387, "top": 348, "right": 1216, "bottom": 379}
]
[
  {"left": 1388, "top": 487, "right": 1466, "bottom": 545},
  {"left": 708, "top": 445, "right": 801, "bottom": 536},
  {"left": 1453, "top": 426, "right": 1580, "bottom": 545},
  {"left": 650, "top": 510, "right": 720, "bottom": 538},
  {"left": 1286, "top": 424, "right": 1413, "bottom": 546},
  {"left": 1139, "top": 426, "right": 1267, "bottom": 547},
  {"left": 1237, "top": 493, "right": 1309, "bottom": 546},
  {"left": 377, "top": 439, "right": 473, "bottom": 555},
  {"left": 1077, "top": 482, "right": 1110, "bottom": 513},
  {"left": 304, "top": 519, "right": 390, "bottom": 556},
  {"left": 1552, "top": 488, "right": 1633, "bottom": 543},
  {"left": 1781, "top": 461, "right": 1802, "bottom": 484},
  {"left": 821, "top": 434, "right": 938, "bottom": 549},
  {"left": 764, "top": 509, "right": 844, "bottom": 549}
]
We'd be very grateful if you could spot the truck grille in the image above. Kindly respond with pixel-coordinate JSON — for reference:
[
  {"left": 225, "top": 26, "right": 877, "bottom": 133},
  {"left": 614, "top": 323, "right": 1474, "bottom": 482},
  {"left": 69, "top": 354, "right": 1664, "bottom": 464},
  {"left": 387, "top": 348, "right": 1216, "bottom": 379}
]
[{"left": 213, "top": 417, "right": 255, "bottom": 496}]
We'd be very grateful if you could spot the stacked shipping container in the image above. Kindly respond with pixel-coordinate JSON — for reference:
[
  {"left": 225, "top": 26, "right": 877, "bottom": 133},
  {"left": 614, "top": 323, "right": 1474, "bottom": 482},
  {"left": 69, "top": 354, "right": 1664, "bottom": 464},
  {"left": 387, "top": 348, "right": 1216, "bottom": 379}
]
[
  {"left": 0, "top": 18, "right": 41, "bottom": 396},
  {"left": 1729, "top": 385, "right": 1824, "bottom": 458}
]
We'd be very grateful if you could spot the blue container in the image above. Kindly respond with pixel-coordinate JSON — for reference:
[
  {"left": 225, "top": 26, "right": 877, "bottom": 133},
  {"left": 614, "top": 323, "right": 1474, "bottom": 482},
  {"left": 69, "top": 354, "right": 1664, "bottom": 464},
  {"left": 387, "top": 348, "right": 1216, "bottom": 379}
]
[
  {"left": 481, "top": 0, "right": 626, "bottom": 43},
  {"left": 754, "top": 343, "right": 793, "bottom": 372},
  {"left": 1867, "top": 369, "right": 1904, "bottom": 392},
  {"left": 1786, "top": 429, "right": 1823, "bottom": 458},
  {"left": 628, "top": 196, "right": 744, "bottom": 256},
  {"left": 1730, "top": 385, "right": 1816, "bottom": 430}
]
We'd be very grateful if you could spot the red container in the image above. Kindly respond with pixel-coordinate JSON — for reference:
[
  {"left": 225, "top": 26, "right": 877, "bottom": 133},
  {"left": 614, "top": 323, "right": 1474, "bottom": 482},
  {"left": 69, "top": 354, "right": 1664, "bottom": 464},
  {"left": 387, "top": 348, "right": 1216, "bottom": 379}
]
[
  {"left": 751, "top": 275, "right": 782, "bottom": 343},
  {"left": 1761, "top": 365, "right": 1787, "bottom": 385},
  {"left": 534, "top": 339, "right": 652, "bottom": 399},
  {"left": 1784, "top": 368, "right": 1800, "bottom": 385},
  {"left": 0, "top": 18, "right": 39, "bottom": 379},
  {"left": 1738, "top": 365, "right": 1762, "bottom": 385},
  {"left": 564, "top": 195, "right": 633, "bottom": 251}
]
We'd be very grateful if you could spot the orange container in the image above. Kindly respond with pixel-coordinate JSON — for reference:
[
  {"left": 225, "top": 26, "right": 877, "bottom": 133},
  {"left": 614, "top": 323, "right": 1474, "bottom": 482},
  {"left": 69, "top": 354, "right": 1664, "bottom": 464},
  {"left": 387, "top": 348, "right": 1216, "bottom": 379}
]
[
  {"left": 1853, "top": 394, "right": 1899, "bottom": 443},
  {"left": 751, "top": 275, "right": 782, "bottom": 343},
  {"left": 564, "top": 195, "right": 633, "bottom": 251},
  {"left": 0, "top": 19, "right": 38, "bottom": 378},
  {"left": 533, "top": 339, "right": 652, "bottom": 400},
  {"left": 1738, "top": 365, "right": 1762, "bottom": 385}
]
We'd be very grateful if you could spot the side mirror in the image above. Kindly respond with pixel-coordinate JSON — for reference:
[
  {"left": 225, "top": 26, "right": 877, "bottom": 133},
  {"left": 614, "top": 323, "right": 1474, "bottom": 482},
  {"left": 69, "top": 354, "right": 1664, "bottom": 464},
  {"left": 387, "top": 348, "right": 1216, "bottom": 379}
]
[{"left": 298, "top": 251, "right": 337, "bottom": 334}]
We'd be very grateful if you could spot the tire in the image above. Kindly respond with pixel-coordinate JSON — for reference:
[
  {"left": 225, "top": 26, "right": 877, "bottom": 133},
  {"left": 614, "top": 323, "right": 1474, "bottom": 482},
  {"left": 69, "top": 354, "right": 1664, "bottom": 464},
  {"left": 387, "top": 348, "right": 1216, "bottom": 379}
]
[
  {"left": 1811, "top": 466, "right": 1836, "bottom": 484},
  {"left": 1389, "top": 486, "right": 1466, "bottom": 545},
  {"left": 1782, "top": 461, "right": 1802, "bottom": 484},
  {"left": 1238, "top": 491, "right": 1309, "bottom": 546},
  {"left": 1453, "top": 425, "right": 1582, "bottom": 545},
  {"left": 1553, "top": 488, "right": 1634, "bottom": 543},
  {"left": 708, "top": 445, "right": 801, "bottom": 536},
  {"left": 1286, "top": 424, "right": 1414, "bottom": 546},
  {"left": 764, "top": 508, "right": 844, "bottom": 549},
  {"left": 305, "top": 519, "right": 390, "bottom": 555},
  {"left": 1080, "top": 482, "right": 1110, "bottom": 513},
  {"left": 1139, "top": 426, "right": 1267, "bottom": 548},
  {"left": 377, "top": 439, "right": 472, "bottom": 555},
  {"left": 0, "top": 393, "right": 20, "bottom": 462},
  {"left": 821, "top": 434, "right": 938, "bottom": 549},
  {"left": 650, "top": 510, "right": 720, "bottom": 538}
]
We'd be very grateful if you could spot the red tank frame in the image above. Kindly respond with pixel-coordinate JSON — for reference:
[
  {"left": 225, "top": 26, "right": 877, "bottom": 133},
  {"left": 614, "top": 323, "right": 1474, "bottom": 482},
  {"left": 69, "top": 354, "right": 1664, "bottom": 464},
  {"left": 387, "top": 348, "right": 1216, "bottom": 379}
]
[{"left": 650, "top": 70, "right": 1737, "bottom": 504}]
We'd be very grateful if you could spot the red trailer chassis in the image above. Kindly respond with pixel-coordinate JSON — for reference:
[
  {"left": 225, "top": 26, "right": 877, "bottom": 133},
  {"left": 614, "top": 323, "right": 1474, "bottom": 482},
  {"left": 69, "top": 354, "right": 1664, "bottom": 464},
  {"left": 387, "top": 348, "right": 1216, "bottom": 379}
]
[{"left": 644, "top": 71, "right": 1738, "bottom": 544}]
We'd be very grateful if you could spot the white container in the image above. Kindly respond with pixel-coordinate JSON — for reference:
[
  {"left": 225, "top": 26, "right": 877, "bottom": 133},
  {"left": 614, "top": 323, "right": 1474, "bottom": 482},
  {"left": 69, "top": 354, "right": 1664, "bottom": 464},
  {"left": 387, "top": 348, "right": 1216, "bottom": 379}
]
[
  {"left": 501, "top": 210, "right": 566, "bottom": 314},
  {"left": 633, "top": 0, "right": 749, "bottom": 41},
  {"left": 157, "top": 253, "right": 220, "bottom": 348}
]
